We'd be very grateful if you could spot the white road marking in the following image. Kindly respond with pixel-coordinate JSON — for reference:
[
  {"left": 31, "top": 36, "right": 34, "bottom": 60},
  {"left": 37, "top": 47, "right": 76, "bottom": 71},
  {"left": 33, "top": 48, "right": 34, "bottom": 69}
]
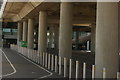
[
  {"left": 15, "top": 50, "right": 53, "bottom": 79},
  {"left": 1, "top": 49, "right": 53, "bottom": 79},
  {"left": 0, "top": 49, "right": 17, "bottom": 78}
]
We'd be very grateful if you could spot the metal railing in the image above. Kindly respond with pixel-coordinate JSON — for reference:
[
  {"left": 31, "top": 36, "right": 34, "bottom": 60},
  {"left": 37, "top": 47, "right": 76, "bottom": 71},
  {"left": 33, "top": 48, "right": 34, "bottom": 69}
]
[{"left": 10, "top": 44, "right": 120, "bottom": 79}]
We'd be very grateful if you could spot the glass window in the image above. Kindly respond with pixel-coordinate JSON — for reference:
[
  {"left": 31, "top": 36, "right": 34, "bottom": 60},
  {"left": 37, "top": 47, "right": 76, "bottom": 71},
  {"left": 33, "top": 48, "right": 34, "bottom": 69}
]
[
  {"left": 12, "top": 29, "right": 17, "bottom": 32},
  {"left": 3, "top": 28, "right": 11, "bottom": 32}
]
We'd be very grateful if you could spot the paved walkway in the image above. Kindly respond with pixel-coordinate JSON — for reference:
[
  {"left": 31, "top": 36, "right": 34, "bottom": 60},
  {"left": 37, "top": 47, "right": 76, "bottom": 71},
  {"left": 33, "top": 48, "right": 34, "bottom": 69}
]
[{"left": 2, "top": 48, "right": 63, "bottom": 79}]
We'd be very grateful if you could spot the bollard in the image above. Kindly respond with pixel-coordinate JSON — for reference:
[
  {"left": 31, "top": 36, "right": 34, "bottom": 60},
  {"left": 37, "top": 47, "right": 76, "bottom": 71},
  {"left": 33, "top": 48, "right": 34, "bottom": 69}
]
[
  {"left": 34, "top": 50, "right": 37, "bottom": 63},
  {"left": 22, "top": 47, "right": 24, "bottom": 56},
  {"left": 59, "top": 56, "right": 62, "bottom": 75},
  {"left": 25, "top": 48, "right": 27, "bottom": 57},
  {"left": 64, "top": 58, "right": 67, "bottom": 77},
  {"left": 83, "top": 62, "right": 86, "bottom": 79},
  {"left": 34, "top": 50, "right": 36, "bottom": 62},
  {"left": 32, "top": 50, "right": 34, "bottom": 61},
  {"left": 26, "top": 48, "right": 27, "bottom": 56},
  {"left": 103, "top": 67, "right": 106, "bottom": 80},
  {"left": 38, "top": 51, "right": 40, "bottom": 64},
  {"left": 117, "top": 72, "right": 119, "bottom": 80},
  {"left": 23, "top": 48, "right": 24, "bottom": 56},
  {"left": 69, "top": 59, "right": 72, "bottom": 78},
  {"left": 18, "top": 45, "right": 19, "bottom": 52},
  {"left": 33, "top": 50, "right": 35, "bottom": 62},
  {"left": 51, "top": 54, "right": 54, "bottom": 71},
  {"left": 31, "top": 50, "right": 34, "bottom": 61},
  {"left": 28, "top": 49, "right": 30, "bottom": 58},
  {"left": 24, "top": 48, "right": 27, "bottom": 57},
  {"left": 30, "top": 49, "right": 32, "bottom": 60},
  {"left": 19, "top": 46, "right": 21, "bottom": 53},
  {"left": 37, "top": 51, "right": 40, "bottom": 64},
  {"left": 24, "top": 48, "right": 25, "bottom": 56},
  {"left": 45, "top": 53, "right": 48, "bottom": 68},
  {"left": 33, "top": 50, "right": 35, "bottom": 61},
  {"left": 55, "top": 56, "right": 58, "bottom": 73},
  {"left": 36, "top": 51, "right": 39, "bottom": 64},
  {"left": 29, "top": 49, "right": 31, "bottom": 59},
  {"left": 31, "top": 49, "right": 32, "bottom": 60},
  {"left": 30, "top": 50, "right": 32, "bottom": 60},
  {"left": 36, "top": 50, "right": 39, "bottom": 64},
  {"left": 35, "top": 50, "right": 37, "bottom": 63},
  {"left": 48, "top": 54, "right": 51, "bottom": 69},
  {"left": 40, "top": 52, "right": 42, "bottom": 65},
  {"left": 76, "top": 61, "right": 79, "bottom": 79},
  {"left": 92, "top": 65, "right": 95, "bottom": 80},
  {"left": 22, "top": 47, "right": 23, "bottom": 55},
  {"left": 20, "top": 46, "right": 21, "bottom": 52},
  {"left": 42, "top": 52, "right": 45, "bottom": 67}
]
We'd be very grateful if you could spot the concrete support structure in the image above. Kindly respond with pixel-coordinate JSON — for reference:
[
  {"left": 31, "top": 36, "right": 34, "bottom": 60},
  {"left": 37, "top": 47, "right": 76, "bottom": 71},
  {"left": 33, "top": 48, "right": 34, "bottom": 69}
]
[
  {"left": 95, "top": 2, "right": 119, "bottom": 78},
  {"left": 38, "top": 11, "right": 47, "bottom": 53},
  {"left": 49, "top": 26, "right": 54, "bottom": 49},
  {"left": 59, "top": 2, "right": 73, "bottom": 58},
  {"left": 119, "top": 2, "right": 120, "bottom": 72},
  {"left": 54, "top": 25, "right": 59, "bottom": 50},
  {"left": 91, "top": 23, "right": 96, "bottom": 53},
  {"left": 76, "top": 31, "right": 79, "bottom": 49},
  {"left": 22, "top": 21, "right": 28, "bottom": 41},
  {"left": 27, "top": 19, "right": 34, "bottom": 49},
  {"left": 17, "top": 22, "right": 23, "bottom": 46}
]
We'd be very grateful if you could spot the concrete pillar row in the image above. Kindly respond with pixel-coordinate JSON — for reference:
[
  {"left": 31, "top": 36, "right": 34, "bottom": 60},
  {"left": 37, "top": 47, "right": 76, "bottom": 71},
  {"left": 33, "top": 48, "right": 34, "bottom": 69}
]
[
  {"left": 17, "top": 22, "right": 23, "bottom": 46},
  {"left": 90, "top": 23, "right": 96, "bottom": 53},
  {"left": 27, "top": 19, "right": 34, "bottom": 49},
  {"left": 76, "top": 30, "right": 79, "bottom": 49},
  {"left": 95, "top": 2, "right": 119, "bottom": 78},
  {"left": 54, "top": 24, "right": 59, "bottom": 50},
  {"left": 49, "top": 25, "right": 54, "bottom": 49},
  {"left": 23, "top": 20, "right": 28, "bottom": 42},
  {"left": 38, "top": 11, "right": 47, "bottom": 53},
  {"left": 59, "top": 2, "right": 73, "bottom": 58}
]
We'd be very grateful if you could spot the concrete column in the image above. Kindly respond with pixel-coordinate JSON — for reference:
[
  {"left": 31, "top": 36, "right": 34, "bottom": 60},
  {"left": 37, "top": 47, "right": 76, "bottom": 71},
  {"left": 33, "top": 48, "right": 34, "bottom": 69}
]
[
  {"left": 49, "top": 26, "right": 54, "bottom": 49},
  {"left": 119, "top": 2, "right": 120, "bottom": 72},
  {"left": 76, "top": 31, "right": 79, "bottom": 49},
  {"left": 54, "top": 25, "right": 59, "bottom": 50},
  {"left": 27, "top": 19, "right": 34, "bottom": 49},
  {"left": 22, "top": 20, "right": 28, "bottom": 41},
  {"left": 38, "top": 11, "right": 47, "bottom": 53},
  {"left": 17, "top": 22, "right": 22, "bottom": 46},
  {"left": 95, "top": 2, "right": 118, "bottom": 78},
  {"left": 91, "top": 23, "right": 96, "bottom": 53},
  {"left": 59, "top": 2, "right": 73, "bottom": 58}
]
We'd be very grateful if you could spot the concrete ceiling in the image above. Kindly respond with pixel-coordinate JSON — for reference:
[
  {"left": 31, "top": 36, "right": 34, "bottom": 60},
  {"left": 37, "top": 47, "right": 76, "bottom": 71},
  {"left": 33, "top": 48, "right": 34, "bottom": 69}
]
[
  {"left": 3, "top": 2, "right": 27, "bottom": 20},
  {"left": 2, "top": 2, "right": 96, "bottom": 25}
]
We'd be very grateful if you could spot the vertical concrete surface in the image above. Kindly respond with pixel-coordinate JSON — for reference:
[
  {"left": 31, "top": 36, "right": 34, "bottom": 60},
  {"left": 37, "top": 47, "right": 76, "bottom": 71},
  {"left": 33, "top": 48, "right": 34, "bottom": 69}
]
[
  {"left": 49, "top": 25, "right": 54, "bottom": 49},
  {"left": 23, "top": 20, "right": 28, "bottom": 42},
  {"left": 76, "top": 31, "right": 79, "bottom": 50},
  {"left": 118, "top": 2, "right": 120, "bottom": 72},
  {"left": 17, "top": 22, "right": 23, "bottom": 46},
  {"left": 38, "top": 11, "right": 47, "bottom": 53},
  {"left": 0, "top": 21, "right": 2, "bottom": 78},
  {"left": 27, "top": 19, "right": 34, "bottom": 49},
  {"left": 95, "top": 2, "right": 119, "bottom": 78},
  {"left": 91, "top": 23, "right": 96, "bottom": 53},
  {"left": 59, "top": 2, "right": 73, "bottom": 58},
  {"left": 54, "top": 25, "right": 59, "bottom": 50}
]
